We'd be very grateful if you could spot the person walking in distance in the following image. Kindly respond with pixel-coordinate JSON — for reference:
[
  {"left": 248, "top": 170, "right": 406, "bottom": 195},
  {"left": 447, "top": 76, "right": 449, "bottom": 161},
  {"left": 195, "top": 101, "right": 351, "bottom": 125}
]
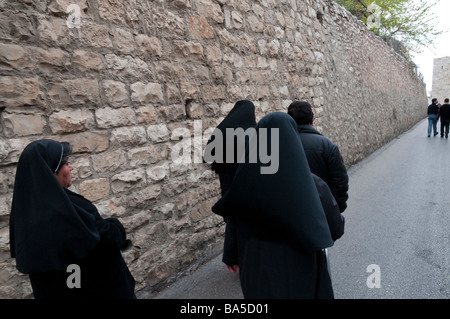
[
  {"left": 439, "top": 99, "right": 450, "bottom": 139},
  {"left": 427, "top": 98, "right": 440, "bottom": 137}
]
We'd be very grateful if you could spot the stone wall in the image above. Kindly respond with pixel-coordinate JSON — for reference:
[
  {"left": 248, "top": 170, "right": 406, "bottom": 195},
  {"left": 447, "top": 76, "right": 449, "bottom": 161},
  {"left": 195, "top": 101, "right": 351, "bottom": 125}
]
[
  {"left": 0, "top": 0, "right": 426, "bottom": 298},
  {"left": 319, "top": 3, "right": 427, "bottom": 165}
]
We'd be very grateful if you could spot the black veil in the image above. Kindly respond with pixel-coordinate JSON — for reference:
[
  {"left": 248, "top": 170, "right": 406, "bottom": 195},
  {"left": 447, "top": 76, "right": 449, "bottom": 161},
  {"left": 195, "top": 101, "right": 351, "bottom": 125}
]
[{"left": 10, "top": 139, "right": 100, "bottom": 274}]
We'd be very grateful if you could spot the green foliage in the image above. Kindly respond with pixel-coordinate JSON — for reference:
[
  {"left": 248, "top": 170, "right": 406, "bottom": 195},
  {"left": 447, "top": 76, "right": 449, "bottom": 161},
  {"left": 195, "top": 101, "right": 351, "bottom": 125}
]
[{"left": 334, "top": 0, "right": 443, "bottom": 55}]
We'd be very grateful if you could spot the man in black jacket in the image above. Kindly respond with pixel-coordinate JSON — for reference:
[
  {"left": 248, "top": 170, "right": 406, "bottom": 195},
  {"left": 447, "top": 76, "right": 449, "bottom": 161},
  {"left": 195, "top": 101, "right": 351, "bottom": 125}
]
[
  {"left": 439, "top": 98, "right": 450, "bottom": 139},
  {"left": 427, "top": 98, "right": 440, "bottom": 137},
  {"left": 288, "top": 101, "right": 349, "bottom": 213}
]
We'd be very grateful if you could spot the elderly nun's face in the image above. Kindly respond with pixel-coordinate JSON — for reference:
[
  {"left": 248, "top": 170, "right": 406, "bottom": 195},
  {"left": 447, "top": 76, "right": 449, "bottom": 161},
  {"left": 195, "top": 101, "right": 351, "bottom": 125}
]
[{"left": 54, "top": 160, "right": 73, "bottom": 189}]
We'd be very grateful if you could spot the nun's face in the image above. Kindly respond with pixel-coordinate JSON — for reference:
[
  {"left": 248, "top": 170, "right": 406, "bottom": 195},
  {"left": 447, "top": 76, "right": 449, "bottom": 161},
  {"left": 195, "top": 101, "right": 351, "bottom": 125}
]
[{"left": 55, "top": 161, "right": 73, "bottom": 189}]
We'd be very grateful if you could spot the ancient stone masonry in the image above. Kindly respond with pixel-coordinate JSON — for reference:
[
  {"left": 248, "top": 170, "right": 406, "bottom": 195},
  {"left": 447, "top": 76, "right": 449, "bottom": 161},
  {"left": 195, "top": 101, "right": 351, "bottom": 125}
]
[
  {"left": 431, "top": 56, "right": 450, "bottom": 103},
  {"left": 0, "top": 0, "right": 426, "bottom": 298}
]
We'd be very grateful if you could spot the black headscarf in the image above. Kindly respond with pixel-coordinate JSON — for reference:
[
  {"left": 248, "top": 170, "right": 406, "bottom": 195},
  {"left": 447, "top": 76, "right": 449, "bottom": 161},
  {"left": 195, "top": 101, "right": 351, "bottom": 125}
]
[
  {"left": 10, "top": 139, "right": 100, "bottom": 274},
  {"left": 212, "top": 112, "right": 333, "bottom": 252},
  {"left": 204, "top": 100, "right": 257, "bottom": 194}
]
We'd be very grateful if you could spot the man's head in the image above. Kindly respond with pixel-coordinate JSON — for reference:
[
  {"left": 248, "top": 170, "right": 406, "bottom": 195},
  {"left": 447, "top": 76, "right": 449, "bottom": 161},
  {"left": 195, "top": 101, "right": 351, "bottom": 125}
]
[
  {"left": 432, "top": 98, "right": 438, "bottom": 104},
  {"left": 445, "top": 98, "right": 449, "bottom": 104},
  {"left": 287, "top": 101, "right": 314, "bottom": 125}
]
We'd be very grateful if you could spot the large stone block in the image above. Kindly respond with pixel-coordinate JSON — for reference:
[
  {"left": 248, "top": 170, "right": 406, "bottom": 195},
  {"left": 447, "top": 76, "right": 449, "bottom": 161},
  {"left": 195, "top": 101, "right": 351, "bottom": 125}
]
[
  {"left": 49, "top": 108, "right": 94, "bottom": 133},
  {"left": 47, "top": 79, "right": 100, "bottom": 106},
  {"left": 2, "top": 112, "right": 46, "bottom": 137},
  {"left": 0, "top": 76, "right": 43, "bottom": 107}
]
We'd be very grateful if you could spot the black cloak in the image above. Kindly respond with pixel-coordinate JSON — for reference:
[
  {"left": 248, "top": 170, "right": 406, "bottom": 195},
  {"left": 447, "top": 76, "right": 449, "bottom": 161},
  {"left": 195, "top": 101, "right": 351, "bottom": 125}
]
[
  {"left": 312, "top": 174, "right": 345, "bottom": 242},
  {"left": 205, "top": 100, "right": 257, "bottom": 194},
  {"left": 10, "top": 139, "right": 135, "bottom": 298},
  {"left": 212, "top": 112, "right": 335, "bottom": 298},
  {"left": 204, "top": 100, "right": 257, "bottom": 267}
]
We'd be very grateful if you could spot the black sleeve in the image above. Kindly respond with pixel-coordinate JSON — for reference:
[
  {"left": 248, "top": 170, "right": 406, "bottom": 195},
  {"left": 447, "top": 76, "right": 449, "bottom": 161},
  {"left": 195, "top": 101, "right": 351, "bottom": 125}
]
[
  {"left": 65, "top": 189, "right": 130, "bottom": 250},
  {"left": 327, "top": 145, "right": 349, "bottom": 213},
  {"left": 313, "top": 174, "right": 345, "bottom": 241},
  {"left": 222, "top": 216, "right": 239, "bottom": 266},
  {"left": 95, "top": 217, "right": 129, "bottom": 250}
]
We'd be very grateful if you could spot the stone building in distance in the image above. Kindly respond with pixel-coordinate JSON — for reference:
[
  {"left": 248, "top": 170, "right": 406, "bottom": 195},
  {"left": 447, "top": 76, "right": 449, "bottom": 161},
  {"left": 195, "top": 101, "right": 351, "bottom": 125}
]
[{"left": 431, "top": 56, "right": 450, "bottom": 102}]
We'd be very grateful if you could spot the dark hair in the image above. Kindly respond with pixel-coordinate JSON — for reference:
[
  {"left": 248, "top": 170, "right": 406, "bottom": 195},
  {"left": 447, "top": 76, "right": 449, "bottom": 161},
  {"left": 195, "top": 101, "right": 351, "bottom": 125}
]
[
  {"left": 287, "top": 101, "right": 314, "bottom": 125},
  {"left": 445, "top": 98, "right": 449, "bottom": 103},
  {"left": 432, "top": 98, "right": 438, "bottom": 103},
  {"left": 56, "top": 142, "right": 72, "bottom": 173}
]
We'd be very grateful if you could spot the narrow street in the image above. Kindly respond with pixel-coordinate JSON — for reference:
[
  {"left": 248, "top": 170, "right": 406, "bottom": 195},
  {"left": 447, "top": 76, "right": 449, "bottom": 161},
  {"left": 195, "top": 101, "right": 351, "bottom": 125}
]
[{"left": 330, "top": 118, "right": 449, "bottom": 298}]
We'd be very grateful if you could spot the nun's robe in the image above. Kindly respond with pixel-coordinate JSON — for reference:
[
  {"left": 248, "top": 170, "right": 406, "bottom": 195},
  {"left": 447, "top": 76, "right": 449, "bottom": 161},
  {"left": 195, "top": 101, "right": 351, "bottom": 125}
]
[
  {"left": 10, "top": 139, "right": 135, "bottom": 299},
  {"left": 204, "top": 100, "right": 257, "bottom": 267}
]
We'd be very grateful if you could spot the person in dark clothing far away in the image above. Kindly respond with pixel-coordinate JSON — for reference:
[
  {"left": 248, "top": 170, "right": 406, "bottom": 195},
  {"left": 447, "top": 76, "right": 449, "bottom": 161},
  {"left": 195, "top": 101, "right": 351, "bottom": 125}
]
[
  {"left": 10, "top": 139, "right": 136, "bottom": 299},
  {"left": 439, "top": 99, "right": 450, "bottom": 139},
  {"left": 427, "top": 98, "right": 440, "bottom": 137},
  {"left": 288, "top": 101, "right": 349, "bottom": 213}
]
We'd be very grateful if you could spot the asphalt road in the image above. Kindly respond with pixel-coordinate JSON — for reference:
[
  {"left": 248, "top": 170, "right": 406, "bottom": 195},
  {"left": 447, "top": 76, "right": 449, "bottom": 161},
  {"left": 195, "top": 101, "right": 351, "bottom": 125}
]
[
  {"left": 330, "top": 118, "right": 449, "bottom": 299},
  {"left": 152, "top": 118, "right": 449, "bottom": 299}
]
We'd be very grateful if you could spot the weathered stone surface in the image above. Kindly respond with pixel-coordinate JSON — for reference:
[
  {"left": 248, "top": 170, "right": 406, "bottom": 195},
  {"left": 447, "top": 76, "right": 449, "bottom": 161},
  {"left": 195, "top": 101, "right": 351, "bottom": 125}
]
[
  {"left": 0, "top": 43, "right": 31, "bottom": 71},
  {"left": 111, "top": 168, "right": 146, "bottom": 193},
  {"left": 51, "top": 131, "right": 109, "bottom": 153},
  {"left": 0, "top": 76, "right": 43, "bottom": 107},
  {"left": 112, "top": 28, "right": 135, "bottom": 54},
  {"left": 49, "top": 108, "right": 94, "bottom": 133},
  {"left": 105, "top": 54, "right": 152, "bottom": 79},
  {"left": 110, "top": 126, "right": 148, "bottom": 147},
  {"left": 136, "top": 106, "right": 158, "bottom": 124},
  {"left": 37, "top": 16, "right": 72, "bottom": 47},
  {"left": 131, "top": 82, "right": 164, "bottom": 104},
  {"left": 78, "top": 178, "right": 110, "bottom": 202},
  {"left": 146, "top": 162, "right": 170, "bottom": 182},
  {"left": 0, "top": 138, "right": 32, "bottom": 165},
  {"left": 48, "top": 0, "right": 88, "bottom": 15},
  {"left": 194, "top": 0, "right": 224, "bottom": 24},
  {"left": 147, "top": 124, "right": 170, "bottom": 143},
  {"left": 134, "top": 34, "right": 163, "bottom": 58},
  {"left": 0, "top": 12, "right": 35, "bottom": 41},
  {"left": 33, "top": 47, "right": 70, "bottom": 73},
  {"left": 2, "top": 112, "right": 46, "bottom": 137},
  {"left": 95, "top": 107, "right": 136, "bottom": 128},
  {"left": 73, "top": 50, "right": 103, "bottom": 72},
  {"left": 127, "top": 184, "right": 161, "bottom": 208},
  {"left": 431, "top": 57, "right": 450, "bottom": 102},
  {"left": 128, "top": 145, "right": 169, "bottom": 166},
  {"left": 187, "top": 15, "right": 214, "bottom": 40},
  {"left": 79, "top": 20, "right": 113, "bottom": 48},
  {"left": 47, "top": 79, "right": 100, "bottom": 106},
  {"left": 102, "top": 80, "right": 128, "bottom": 107},
  {"left": 92, "top": 149, "right": 127, "bottom": 173}
]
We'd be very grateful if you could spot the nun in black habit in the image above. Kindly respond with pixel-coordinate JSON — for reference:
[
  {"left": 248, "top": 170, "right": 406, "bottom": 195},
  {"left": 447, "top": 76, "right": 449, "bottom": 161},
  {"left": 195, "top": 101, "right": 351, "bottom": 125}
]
[
  {"left": 212, "top": 112, "right": 338, "bottom": 299},
  {"left": 9, "top": 139, "right": 136, "bottom": 299},
  {"left": 204, "top": 100, "right": 257, "bottom": 272}
]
